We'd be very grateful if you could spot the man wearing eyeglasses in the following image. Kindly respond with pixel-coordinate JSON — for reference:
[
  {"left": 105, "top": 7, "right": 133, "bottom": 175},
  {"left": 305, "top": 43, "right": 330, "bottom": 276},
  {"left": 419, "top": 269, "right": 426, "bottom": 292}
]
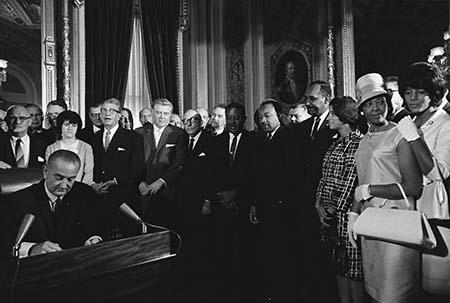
[
  {"left": 0, "top": 105, "right": 46, "bottom": 169},
  {"left": 91, "top": 98, "right": 144, "bottom": 234},
  {"left": 139, "top": 98, "right": 187, "bottom": 228}
]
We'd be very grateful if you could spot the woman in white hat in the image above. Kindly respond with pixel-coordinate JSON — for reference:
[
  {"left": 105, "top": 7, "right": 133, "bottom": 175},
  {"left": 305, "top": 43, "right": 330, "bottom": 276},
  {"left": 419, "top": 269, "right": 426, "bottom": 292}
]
[{"left": 347, "top": 73, "right": 422, "bottom": 303}]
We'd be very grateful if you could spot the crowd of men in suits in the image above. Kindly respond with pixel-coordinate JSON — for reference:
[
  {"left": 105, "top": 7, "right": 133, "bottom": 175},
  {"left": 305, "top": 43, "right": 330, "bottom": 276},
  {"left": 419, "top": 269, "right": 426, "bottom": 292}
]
[{"left": 0, "top": 79, "right": 341, "bottom": 302}]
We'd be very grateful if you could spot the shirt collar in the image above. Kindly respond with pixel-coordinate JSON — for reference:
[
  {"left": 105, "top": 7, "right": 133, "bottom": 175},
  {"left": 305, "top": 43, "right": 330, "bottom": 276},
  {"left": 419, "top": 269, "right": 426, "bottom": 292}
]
[
  {"left": 104, "top": 124, "right": 119, "bottom": 136},
  {"left": 10, "top": 134, "right": 30, "bottom": 145},
  {"left": 44, "top": 181, "right": 63, "bottom": 203}
]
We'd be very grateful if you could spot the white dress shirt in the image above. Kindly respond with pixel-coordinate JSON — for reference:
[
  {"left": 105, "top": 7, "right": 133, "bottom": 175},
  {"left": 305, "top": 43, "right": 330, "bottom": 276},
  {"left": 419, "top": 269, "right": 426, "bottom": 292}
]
[
  {"left": 10, "top": 134, "right": 30, "bottom": 167},
  {"left": 153, "top": 125, "right": 167, "bottom": 147},
  {"left": 103, "top": 124, "right": 119, "bottom": 149}
]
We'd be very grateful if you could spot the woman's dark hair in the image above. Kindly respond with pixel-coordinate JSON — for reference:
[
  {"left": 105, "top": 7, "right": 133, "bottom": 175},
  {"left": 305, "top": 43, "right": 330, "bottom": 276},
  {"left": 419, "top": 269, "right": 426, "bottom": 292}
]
[
  {"left": 120, "top": 107, "right": 134, "bottom": 129},
  {"left": 398, "top": 62, "right": 447, "bottom": 107},
  {"left": 56, "top": 110, "right": 82, "bottom": 139},
  {"left": 329, "top": 96, "right": 360, "bottom": 130}
]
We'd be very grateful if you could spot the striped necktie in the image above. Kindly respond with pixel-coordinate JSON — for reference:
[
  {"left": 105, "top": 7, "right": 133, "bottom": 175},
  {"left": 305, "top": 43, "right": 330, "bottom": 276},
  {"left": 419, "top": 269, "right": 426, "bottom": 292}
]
[{"left": 15, "top": 138, "right": 25, "bottom": 168}]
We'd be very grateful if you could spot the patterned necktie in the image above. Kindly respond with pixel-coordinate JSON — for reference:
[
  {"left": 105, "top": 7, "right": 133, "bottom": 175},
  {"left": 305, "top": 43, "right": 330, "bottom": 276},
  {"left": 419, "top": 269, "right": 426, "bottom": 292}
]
[
  {"left": 310, "top": 117, "right": 320, "bottom": 138},
  {"left": 104, "top": 129, "right": 111, "bottom": 151},
  {"left": 229, "top": 135, "right": 238, "bottom": 165},
  {"left": 15, "top": 138, "right": 25, "bottom": 168}
]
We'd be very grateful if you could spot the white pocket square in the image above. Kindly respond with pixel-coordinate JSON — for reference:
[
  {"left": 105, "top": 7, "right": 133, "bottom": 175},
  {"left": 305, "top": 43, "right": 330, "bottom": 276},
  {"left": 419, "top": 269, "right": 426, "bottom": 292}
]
[
  {"left": 38, "top": 156, "right": 45, "bottom": 162},
  {"left": 118, "top": 147, "right": 126, "bottom": 151},
  {"left": 166, "top": 144, "right": 176, "bottom": 148},
  {"left": 198, "top": 152, "right": 206, "bottom": 157}
]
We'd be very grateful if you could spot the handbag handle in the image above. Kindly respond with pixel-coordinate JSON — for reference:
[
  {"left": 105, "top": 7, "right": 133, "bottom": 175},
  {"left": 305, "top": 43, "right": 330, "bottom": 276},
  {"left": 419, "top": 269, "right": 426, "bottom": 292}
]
[{"left": 395, "top": 183, "right": 411, "bottom": 209}]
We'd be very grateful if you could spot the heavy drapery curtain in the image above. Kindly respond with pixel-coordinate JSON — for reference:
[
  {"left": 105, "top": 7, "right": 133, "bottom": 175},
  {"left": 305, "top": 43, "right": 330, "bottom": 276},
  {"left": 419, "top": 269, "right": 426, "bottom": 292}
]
[
  {"left": 124, "top": 16, "right": 152, "bottom": 126},
  {"left": 140, "top": 0, "right": 180, "bottom": 113},
  {"left": 85, "top": 0, "right": 134, "bottom": 121}
]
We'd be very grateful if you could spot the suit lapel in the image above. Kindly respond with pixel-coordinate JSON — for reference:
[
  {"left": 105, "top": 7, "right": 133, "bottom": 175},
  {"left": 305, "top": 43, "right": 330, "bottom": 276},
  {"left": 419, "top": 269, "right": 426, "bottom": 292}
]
[
  {"left": 233, "top": 131, "right": 246, "bottom": 164},
  {"left": 33, "top": 181, "right": 53, "bottom": 233},
  {"left": 143, "top": 124, "right": 156, "bottom": 161},
  {"left": 106, "top": 127, "right": 122, "bottom": 152},
  {"left": 6, "top": 136, "right": 16, "bottom": 167},
  {"left": 156, "top": 126, "right": 171, "bottom": 151},
  {"left": 29, "top": 136, "right": 38, "bottom": 166}
]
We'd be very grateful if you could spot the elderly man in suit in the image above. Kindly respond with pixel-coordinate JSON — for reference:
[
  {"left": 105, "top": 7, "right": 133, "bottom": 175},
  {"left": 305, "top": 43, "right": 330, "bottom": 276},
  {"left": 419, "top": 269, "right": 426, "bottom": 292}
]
[
  {"left": 0, "top": 150, "right": 103, "bottom": 258},
  {"left": 91, "top": 98, "right": 144, "bottom": 235},
  {"left": 0, "top": 105, "right": 46, "bottom": 169},
  {"left": 175, "top": 109, "right": 215, "bottom": 294},
  {"left": 139, "top": 98, "right": 187, "bottom": 228}
]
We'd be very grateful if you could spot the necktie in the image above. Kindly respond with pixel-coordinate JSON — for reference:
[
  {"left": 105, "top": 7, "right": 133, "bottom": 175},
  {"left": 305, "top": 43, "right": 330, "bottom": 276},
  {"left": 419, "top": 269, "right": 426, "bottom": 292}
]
[
  {"left": 51, "top": 197, "right": 61, "bottom": 213},
  {"left": 310, "top": 117, "right": 320, "bottom": 138},
  {"left": 188, "top": 137, "right": 195, "bottom": 150},
  {"left": 229, "top": 135, "right": 238, "bottom": 165},
  {"left": 15, "top": 138, "right": 25, "bottom": 168},
  {"left": 104, "top": 130, "right": 111, "bottom": 151}
]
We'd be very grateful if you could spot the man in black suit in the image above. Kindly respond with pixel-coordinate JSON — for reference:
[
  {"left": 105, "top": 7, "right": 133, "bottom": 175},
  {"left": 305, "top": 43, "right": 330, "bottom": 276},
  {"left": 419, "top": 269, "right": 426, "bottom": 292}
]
[
  {"left": 0, "top": 150, "right": 102, "bottom": 258},
  {"left": 0, "top": 105, "right": 46, "bottom": 169},
  {"left": 91, "top": 98, "right": 144, "bottom": 234},
  {"left": 139, "top": 98, "right": 187, "bottom": 228},
  {"left": 39, "top": 100, "right": 67, "bottom": 145},
  {"left": 176, "top": 109, "right": 215, "bottom": 296},
  {"left": 289, "top": 80, "right": 338, "bottom": 302},
  {"left": 211, "top": 102, "right": 262, "bottom": 301},
  {"left": 78, "top": 103, "right": 103, "bottom": 144},
  {"left": 251, "top": 99, "right": 293, "bottom": 302}
]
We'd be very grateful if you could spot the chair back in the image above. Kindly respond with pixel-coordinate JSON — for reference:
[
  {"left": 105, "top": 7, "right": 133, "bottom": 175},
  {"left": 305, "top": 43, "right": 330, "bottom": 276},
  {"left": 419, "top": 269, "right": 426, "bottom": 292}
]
[{"left": 0, "top": 168, "right": 43, "bottom": 196}]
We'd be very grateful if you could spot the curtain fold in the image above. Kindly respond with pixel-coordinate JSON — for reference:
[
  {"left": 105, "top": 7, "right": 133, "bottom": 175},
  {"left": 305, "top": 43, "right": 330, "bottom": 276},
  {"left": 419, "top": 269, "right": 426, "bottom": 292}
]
[
  {"left": 124, "top": 16, "right": 152, "bottom": 125},
  {"left": 85, "top": 0, "right": 134, "bottom": 118},
  {"left": 140, "top": 0, "right": 180, "bottom": 113}
]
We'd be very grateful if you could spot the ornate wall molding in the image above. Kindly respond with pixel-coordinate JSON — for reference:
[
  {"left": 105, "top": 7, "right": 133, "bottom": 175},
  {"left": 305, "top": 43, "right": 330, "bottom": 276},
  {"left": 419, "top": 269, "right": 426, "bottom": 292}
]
[
  {"left": 339, "top": 0, "right": 355, "bottom": 97},
  {"left": 41, "top": 0, "right": 56, "bottom": 109},
  {"left": 225, "top": 0, "right": 246, "bottom": 104},
  {"left": 327, "top": 26, "right": 335, "bottom": 98},
  {"left": 62, "top": 0, "right": 71, "bottom": 109}
]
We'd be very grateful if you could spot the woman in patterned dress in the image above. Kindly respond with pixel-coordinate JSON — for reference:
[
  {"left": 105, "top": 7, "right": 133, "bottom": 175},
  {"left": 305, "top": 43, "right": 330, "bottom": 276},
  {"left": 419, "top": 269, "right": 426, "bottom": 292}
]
[
  {"left": 315, "top": 96, "right": 366, "bottom": 303},
  {"left": 348, "top": 73, "right": 422, "bottom": 303}
]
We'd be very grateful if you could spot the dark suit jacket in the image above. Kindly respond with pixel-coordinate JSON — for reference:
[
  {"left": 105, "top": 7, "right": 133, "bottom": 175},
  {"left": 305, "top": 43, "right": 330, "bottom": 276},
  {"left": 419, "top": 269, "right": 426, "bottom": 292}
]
[
  {"left": 92, "top": 127, "right": 144, "bottom": 209},
  {"left": 178, "top": 131, "right": 215, "bottom": 221},
  {"left": 78, "top": 125, "right": 102, "bottom": 145},
  {"left": 0, "top": 181, "right": 102, "bottom": 256},
  {"left": 290, "top": 114, "right": 337, "bottom": 199},
  {"left": 212, "top": 130, "right": 263, "bottom": 213},
  {"left": 0, "top": 134, "right": 46, "bottom": 168},
  {"left": 141, "top": 124, "right": 187, "bottom": 189}
]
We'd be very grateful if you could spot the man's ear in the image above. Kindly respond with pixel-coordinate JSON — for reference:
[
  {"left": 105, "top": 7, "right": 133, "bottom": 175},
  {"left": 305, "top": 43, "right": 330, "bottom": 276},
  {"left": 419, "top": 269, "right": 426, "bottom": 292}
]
[{"left": 42, "top": 164, "right": 48, "bottom": 179}]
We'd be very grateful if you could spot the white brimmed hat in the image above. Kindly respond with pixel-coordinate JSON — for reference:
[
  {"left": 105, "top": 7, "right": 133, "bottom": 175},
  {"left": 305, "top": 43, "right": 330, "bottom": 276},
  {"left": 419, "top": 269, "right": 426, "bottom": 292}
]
[
  {"left": 355, "top": 73, "right": 387, "bottom": 108},
  {"left": 0, "top": 59, "right": 7, "bottom": 69}
]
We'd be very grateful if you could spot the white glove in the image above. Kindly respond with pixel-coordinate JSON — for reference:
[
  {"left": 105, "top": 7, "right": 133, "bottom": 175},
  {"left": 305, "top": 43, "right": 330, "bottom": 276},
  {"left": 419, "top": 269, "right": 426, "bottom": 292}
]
[
  {"left": 354, "top": 184, "right": 372, "bottom": 202},
  {"left": 347, "top": 212, "right": 359, "bottom": 248},
  {"left": 397, "top": 116, "right": 420, "bottom": 142}
]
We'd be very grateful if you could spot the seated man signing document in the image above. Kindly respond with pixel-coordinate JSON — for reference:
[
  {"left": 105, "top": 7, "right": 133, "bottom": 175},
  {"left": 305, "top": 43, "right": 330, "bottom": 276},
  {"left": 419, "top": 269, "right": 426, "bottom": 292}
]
[{"left": 0, "top": 150, "right": 103, "bottom": 258}]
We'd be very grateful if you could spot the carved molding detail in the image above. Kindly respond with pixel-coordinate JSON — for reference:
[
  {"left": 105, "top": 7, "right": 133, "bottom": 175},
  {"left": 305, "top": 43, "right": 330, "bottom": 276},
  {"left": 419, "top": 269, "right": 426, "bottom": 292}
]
[
  {"left": 179, "top": 0, "right": 189, "bottom": 32},
  {"left": 340, "top": 0, "right": 355, "bottom": 97},
  {"left": 225, "top": 0, "right": 246, "bottom": 104},
  {"left": 73, "top": 0, "right": 84, "bottom": 8},
  {"left": 267, "top": 36, "right": 312, "bottom": 97},
  {"left": 63, "top": 0, "right": 71, "bottom": 109},
  {"left": 327, "top": 26, "right": 335, "bottom": 98}
]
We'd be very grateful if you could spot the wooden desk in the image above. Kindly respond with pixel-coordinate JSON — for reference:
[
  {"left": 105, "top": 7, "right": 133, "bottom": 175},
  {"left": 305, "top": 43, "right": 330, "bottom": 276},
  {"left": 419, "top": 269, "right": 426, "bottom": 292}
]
[{"left": 1, "top": 229, "right": 175, "bottom": 302}]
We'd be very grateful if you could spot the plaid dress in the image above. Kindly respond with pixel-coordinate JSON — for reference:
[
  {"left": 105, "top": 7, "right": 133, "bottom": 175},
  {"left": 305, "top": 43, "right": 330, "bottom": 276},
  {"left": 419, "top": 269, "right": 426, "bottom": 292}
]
[{"left": 315, "top": 131, "right": 363, "bottom": 280}]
